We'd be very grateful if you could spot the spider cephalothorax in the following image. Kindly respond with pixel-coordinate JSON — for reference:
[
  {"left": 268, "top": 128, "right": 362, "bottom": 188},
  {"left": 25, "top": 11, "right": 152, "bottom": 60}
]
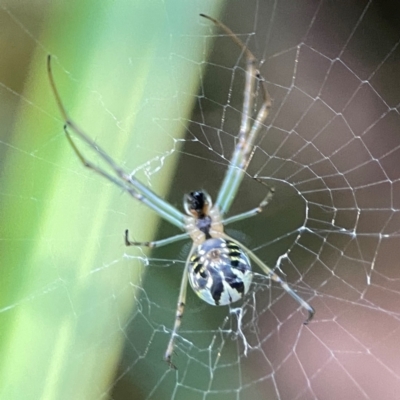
[{"left": 184, "top": 190, "right": 212, "bottom": 219}]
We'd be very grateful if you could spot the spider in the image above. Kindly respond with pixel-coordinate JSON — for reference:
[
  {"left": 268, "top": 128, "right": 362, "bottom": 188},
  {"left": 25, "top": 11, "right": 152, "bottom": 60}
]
[{"left": 47, "top": 14, "right": 314, "bottom": 369}]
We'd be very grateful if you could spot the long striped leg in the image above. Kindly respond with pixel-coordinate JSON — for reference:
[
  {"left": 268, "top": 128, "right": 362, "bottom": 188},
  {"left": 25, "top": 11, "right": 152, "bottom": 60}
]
[
  {"left": 200, "top": 15, "right": 272, "bottom": 215},
  {"left": 47, "top": 55, "right": 186, "bottom": 229}
]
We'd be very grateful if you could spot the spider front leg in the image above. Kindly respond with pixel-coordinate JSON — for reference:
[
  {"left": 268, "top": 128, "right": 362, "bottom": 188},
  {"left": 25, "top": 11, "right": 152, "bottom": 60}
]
[
  {"left": 47, "top": 55, "right": 187, "bottom": 231},
  {"left": 200, "top": 14, "right": 272, "bottom": 216}
]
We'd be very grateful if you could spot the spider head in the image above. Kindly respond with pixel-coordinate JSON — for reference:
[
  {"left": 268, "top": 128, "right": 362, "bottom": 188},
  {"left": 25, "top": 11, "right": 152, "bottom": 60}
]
[{"left": 184, "top": 191, "right": 212, "bottom": 219}]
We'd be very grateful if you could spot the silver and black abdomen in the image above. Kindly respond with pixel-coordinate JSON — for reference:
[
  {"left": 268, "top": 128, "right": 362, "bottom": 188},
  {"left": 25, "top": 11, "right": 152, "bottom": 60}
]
[{"left": 188, "top": 238, "right": 253, "bottom": 306}]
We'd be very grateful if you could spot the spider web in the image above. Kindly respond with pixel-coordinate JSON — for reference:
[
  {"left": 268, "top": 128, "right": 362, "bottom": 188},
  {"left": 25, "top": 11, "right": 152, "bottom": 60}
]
[{"left": 1, "top": 0, "right": 400, "bottom": 399}]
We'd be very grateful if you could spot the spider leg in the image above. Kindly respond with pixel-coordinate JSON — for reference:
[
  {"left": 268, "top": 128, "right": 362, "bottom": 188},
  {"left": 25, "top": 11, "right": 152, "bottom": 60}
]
[
  {"left": 164, "top": 245, "right": 194, "bottom": 369},
  {"left": 125, "top": 230, "right": 189, "bottom": 248},
  {"left": 222, "top": 186, "right": 275, "bottom": 226},
  {"left": 200, "top": 15, "right": 272, "bottom": 216},
  {"left": 222, "top": 234, "right": 315, "bottom": 323},
  {"left": 63, "top": 126, "right": 185, "bottom": 229},
  {"left": 47, "top": 55, "right": 186, "bottom": 230}
]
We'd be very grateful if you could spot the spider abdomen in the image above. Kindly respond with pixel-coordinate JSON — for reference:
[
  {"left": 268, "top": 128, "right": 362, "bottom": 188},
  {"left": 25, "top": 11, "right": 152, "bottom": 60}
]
[{"left": 188, "top": 238, "right": 253, "bottom": 306}]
